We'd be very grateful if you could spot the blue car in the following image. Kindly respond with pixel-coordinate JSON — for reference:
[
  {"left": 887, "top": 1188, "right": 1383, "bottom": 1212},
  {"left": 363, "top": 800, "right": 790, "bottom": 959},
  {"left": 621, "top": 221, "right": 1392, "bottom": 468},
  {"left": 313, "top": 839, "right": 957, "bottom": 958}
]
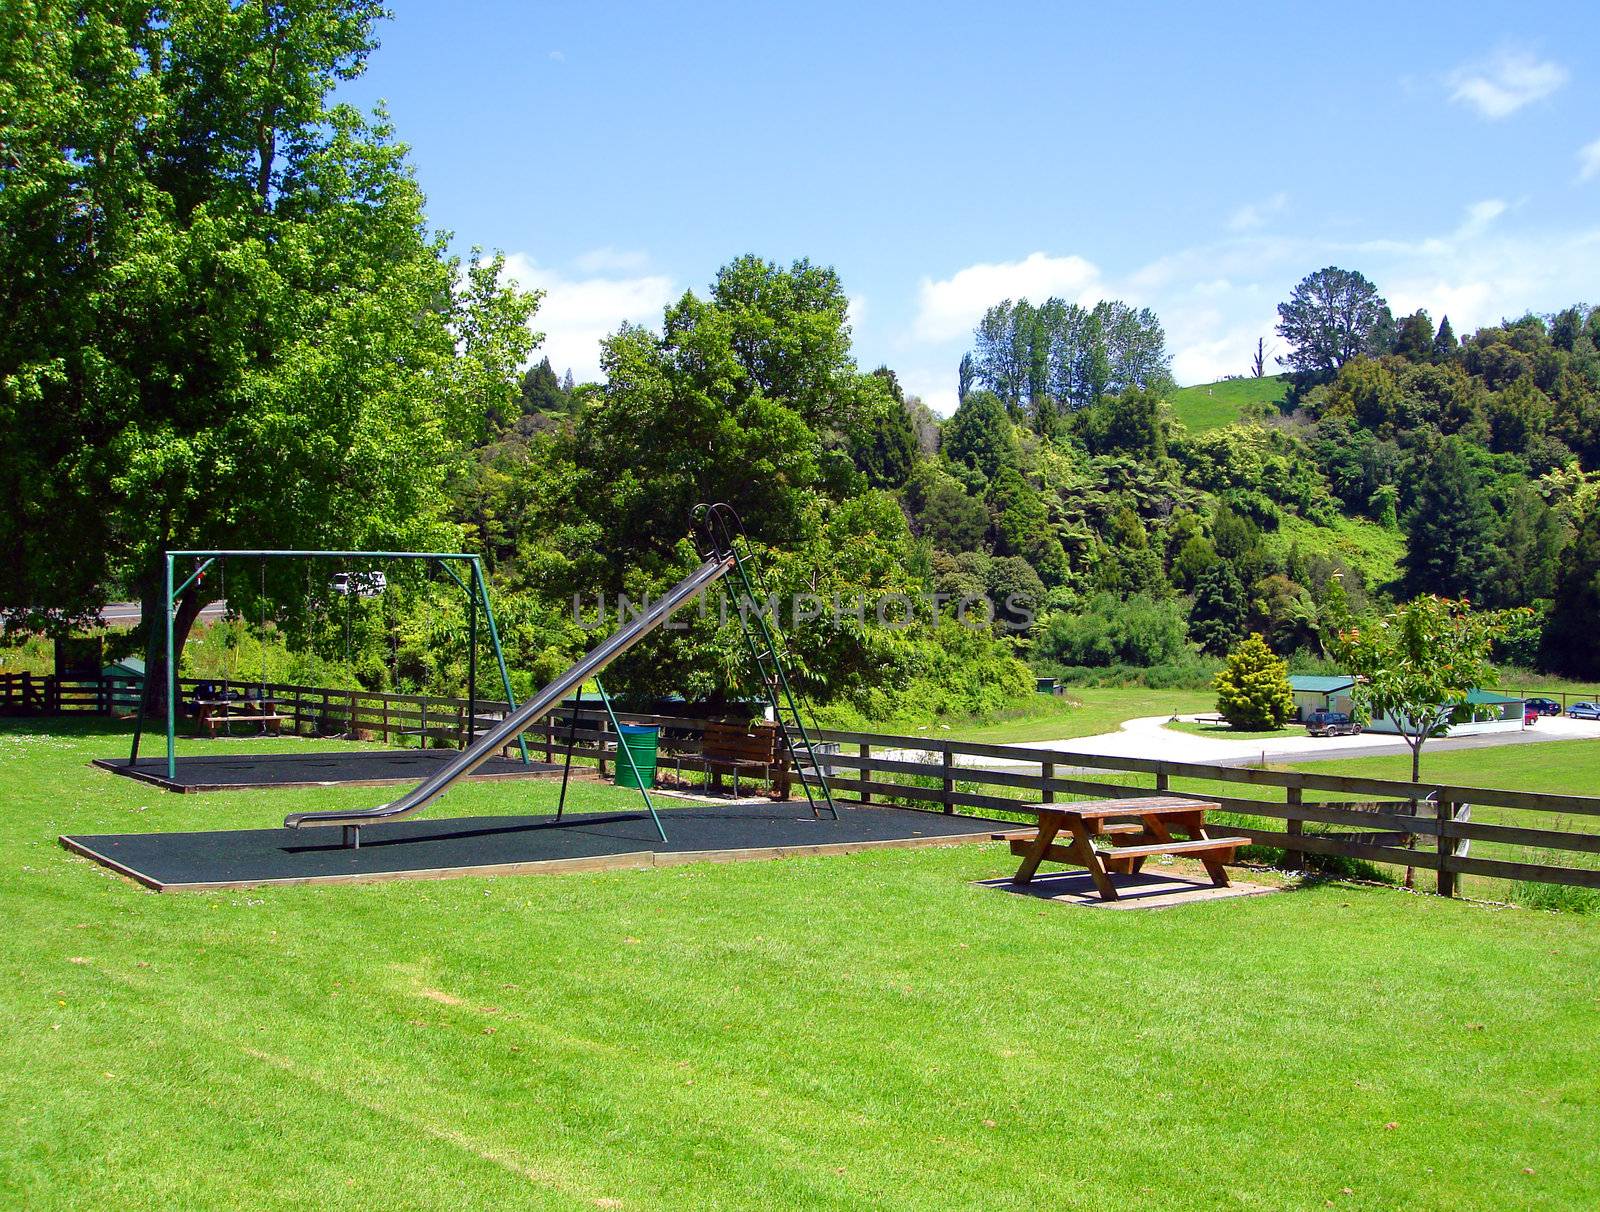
[{"left": 1568, "top": 702, "right": 1600, "bottom": 720}]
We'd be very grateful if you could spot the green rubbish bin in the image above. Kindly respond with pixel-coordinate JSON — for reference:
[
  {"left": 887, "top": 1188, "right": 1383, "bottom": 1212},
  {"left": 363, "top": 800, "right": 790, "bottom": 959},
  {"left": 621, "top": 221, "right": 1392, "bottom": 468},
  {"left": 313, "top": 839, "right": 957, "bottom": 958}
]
[{"left": 614, "top": 723, "right": 660, "bottom": 790}]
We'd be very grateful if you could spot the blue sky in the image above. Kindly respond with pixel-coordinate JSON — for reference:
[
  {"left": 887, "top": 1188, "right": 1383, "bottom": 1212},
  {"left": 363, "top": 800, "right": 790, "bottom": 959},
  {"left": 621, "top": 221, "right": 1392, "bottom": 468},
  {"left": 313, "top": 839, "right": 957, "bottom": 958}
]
[{"left": 342, "top": 2, "right": 1600, "bottom": 412}]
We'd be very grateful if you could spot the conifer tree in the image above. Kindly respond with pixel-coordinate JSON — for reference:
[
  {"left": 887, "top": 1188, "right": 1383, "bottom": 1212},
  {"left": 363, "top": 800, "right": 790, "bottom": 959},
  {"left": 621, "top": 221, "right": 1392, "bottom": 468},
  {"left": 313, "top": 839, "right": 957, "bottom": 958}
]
[{"left": 1213, "top": 633, "right": 1294, "bottom": 729}]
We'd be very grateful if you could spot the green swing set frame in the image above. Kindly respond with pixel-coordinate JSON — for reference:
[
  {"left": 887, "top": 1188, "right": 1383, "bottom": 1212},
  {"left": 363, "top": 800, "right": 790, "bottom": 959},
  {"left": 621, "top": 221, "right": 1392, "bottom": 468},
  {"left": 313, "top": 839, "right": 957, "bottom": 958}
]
[{"left": 129, "top": 548, "right": 533, "bottom": 781}]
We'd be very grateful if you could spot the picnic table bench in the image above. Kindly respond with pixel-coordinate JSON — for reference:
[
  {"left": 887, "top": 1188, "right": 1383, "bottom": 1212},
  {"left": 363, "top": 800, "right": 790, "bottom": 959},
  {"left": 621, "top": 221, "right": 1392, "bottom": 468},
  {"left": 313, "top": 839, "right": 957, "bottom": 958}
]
[
  {"left": 994, "top": 795, "right": 1248, "bottom": 902},
  {"left": 195, "top": 698, "right": 286, "bottom": 739},
  {"left": 673, "top": 720, "right": 792, "bottom": 800}
]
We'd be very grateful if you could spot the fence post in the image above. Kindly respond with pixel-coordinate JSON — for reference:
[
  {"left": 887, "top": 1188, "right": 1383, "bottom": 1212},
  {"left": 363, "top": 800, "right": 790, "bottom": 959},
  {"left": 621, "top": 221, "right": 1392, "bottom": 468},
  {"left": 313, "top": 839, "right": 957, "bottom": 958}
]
[
  {"left": 1155, "top": 768, "right": 1170, "bottom": 794},
  {"left": 597, "top": 715, "right": 609, "bottom": 779},
  {"left": 544, "top": 716, "right": 554, "bottom": 763},
  {"left": 1284, "top": 786, "right": 1304, "bottom": 871},
  {"left": 941, "top": 747, "right": 954, "bottom": 813},
  {"left": 859, "top": 742, "right": 871, "bottom": 804},
  {"left": 1041, "top": 761, "right": 1055, "bottom": 805},
  {"left": 1436, "top": 798, "right": 1456, "bottom": 898}
]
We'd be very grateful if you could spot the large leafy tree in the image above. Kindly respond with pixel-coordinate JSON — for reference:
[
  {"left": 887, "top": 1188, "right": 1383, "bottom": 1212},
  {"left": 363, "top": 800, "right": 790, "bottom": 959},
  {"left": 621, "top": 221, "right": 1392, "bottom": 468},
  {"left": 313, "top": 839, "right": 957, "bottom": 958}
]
[
  {"left": 574, "top": 255, "right": 885, "bottom": 571},
  {"left": 1275, "top": 267, "right": 1388, "bottom": 377},
  {"left": 0, "top": 0, "right": 537, "bottom": 669}
]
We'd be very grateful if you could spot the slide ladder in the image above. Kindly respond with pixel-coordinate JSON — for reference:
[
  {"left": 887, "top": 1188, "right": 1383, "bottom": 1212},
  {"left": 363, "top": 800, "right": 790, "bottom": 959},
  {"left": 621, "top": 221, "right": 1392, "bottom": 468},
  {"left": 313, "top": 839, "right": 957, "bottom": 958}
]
[{"left": 696, "top": 503, "right": 839, "bottom": 820}]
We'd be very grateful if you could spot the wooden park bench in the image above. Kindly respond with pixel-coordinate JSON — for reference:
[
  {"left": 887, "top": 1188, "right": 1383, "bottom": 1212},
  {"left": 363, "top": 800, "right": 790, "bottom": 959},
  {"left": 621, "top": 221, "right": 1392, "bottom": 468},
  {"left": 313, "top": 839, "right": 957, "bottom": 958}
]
[
  {"left": 996, "top": 796, "right": 1249, "bottom": 902},
  {"left": 674, "top": 720, "right": 792, "bottom": 800},
  {"left": 196, "top": 699, "right": 286, "bottom": 739}
]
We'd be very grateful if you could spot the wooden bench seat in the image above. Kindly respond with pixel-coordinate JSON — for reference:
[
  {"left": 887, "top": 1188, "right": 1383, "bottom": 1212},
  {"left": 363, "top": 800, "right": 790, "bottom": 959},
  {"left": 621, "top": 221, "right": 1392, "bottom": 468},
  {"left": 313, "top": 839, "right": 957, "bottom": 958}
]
[
  {"left": 675, "top": 721, "right": 791, "bottom": 800},
  {"left": 1097, "top": 836, "right": 1248, "bottom": 874}
]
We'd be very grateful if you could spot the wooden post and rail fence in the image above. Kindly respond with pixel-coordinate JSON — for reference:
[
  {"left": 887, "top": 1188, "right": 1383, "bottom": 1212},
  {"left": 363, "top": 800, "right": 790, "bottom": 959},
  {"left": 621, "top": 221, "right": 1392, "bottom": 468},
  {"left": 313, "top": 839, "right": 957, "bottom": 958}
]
[{"left": 6, "top": 670, "right": 1600, "bottom": 898}]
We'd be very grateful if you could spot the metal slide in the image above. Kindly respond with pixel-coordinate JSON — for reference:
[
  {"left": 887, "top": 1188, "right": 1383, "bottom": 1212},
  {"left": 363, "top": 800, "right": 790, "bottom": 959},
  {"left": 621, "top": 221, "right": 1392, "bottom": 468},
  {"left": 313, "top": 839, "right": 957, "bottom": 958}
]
[{"left": 284, "top": 553, "right": 735, "bottom": 841}]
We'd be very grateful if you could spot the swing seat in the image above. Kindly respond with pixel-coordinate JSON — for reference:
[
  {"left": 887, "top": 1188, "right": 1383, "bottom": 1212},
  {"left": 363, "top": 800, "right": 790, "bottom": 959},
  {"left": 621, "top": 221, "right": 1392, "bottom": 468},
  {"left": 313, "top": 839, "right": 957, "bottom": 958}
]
[{"left": 198, "top": 702, "right": 285, "bottom": 738}]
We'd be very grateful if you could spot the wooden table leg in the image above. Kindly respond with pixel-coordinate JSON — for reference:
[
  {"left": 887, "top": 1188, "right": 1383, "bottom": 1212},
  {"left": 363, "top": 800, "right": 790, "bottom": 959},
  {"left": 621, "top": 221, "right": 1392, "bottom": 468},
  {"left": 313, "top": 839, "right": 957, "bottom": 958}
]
[
  {"left": 1066, "top": 817, "right": 1119, "bottom": 901},
  {"left": 1011, "top": 814, "right": 1063, "bottom": 885},
  {"left": 1177, "top": 810, "right": 1231, "bottom": 887}
]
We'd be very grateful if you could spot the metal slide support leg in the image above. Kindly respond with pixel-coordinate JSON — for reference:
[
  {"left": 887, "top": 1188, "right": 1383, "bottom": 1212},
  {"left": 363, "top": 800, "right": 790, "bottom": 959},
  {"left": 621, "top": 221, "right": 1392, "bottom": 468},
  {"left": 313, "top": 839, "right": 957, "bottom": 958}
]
[
  {"left": 594, "top": 676, "right": 668, "bottom": 844},
  {"left": 165, "top": 553, "right": 177, "bottom": 781},
  {"left": 467, "top": 587, "right": 478, "bottom": 749},
  {"left": 555, "top": 685, "right": 583, "bottom": 822},
  {"left": 474, "top": 559, "right": 530, "bottom": 766}
]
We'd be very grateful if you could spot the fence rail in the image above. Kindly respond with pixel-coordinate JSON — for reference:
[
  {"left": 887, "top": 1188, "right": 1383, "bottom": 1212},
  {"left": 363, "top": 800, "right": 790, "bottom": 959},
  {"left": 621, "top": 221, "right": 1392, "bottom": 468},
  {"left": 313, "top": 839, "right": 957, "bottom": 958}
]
[{"left": 11, "top": 672, "right": 1600, "bottom": 897}]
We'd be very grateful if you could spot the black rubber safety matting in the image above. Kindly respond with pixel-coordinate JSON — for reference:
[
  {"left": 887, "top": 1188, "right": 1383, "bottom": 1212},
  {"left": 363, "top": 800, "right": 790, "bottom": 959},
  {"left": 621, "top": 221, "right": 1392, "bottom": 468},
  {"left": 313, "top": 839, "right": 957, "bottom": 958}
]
[
  {"left": 60, "top": 802, "right": 1006, "bottom": 891},
  {"left": 92, "top": 748, "right": 563, "bottom": 792}
]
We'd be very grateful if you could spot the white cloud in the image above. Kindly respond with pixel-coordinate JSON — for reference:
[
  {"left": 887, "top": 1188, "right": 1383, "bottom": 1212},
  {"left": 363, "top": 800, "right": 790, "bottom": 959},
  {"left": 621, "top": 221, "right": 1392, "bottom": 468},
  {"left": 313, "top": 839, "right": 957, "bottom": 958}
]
[
  {"left": 1447, "top": 49, "right": 1568, "bottom": 119},
  {"left": 913, "top": 252, "right": 1102, "bottom": 342},
  {"left": 547, "top": 49, "right": 565, "bottom": 62},
  {"left": 894, "top": 197, "right": 1600, "bottom": 389},
  {"left": 1455, "top": 197, "right": 1507, "bottom": 238},
  {"left": 846, "top": 294, "right": 867, "bottom": 333},
  {"left": 501, "top": 253, "right": 675, "bottom": 381},
  {"left": 1227, "top": 192, "right": 1288, "bottom": 232},
  {"left": 1579, "top": 137, "right": 1600, "bottom": 182},
  {"left": 896, "top": 367, "right": 958, "bottom": 418}
]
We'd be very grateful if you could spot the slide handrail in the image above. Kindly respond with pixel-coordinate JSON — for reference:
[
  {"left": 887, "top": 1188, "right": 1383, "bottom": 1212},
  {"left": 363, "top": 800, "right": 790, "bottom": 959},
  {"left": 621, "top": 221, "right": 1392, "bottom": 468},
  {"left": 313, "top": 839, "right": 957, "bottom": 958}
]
[{"left": 284, "top": 553, "right": 735, "bottom": 830}]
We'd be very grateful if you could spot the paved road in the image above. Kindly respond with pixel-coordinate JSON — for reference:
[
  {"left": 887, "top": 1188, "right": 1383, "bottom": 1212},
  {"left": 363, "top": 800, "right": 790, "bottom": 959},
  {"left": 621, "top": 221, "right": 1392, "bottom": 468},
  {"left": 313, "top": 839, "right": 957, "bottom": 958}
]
[
  {"left": 889, "top": 712, "right": 1600, "bottom": 771},
  {"left": 97, "top": 601, "right": 229, "bottom": 627}
]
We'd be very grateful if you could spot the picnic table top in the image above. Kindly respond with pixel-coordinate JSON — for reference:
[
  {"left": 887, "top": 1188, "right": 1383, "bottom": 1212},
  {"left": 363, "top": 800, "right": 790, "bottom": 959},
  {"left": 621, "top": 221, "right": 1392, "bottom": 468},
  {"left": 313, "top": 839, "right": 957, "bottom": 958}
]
[{"left": 1038, "top": 795, "right": 1219, "bottom": 820}]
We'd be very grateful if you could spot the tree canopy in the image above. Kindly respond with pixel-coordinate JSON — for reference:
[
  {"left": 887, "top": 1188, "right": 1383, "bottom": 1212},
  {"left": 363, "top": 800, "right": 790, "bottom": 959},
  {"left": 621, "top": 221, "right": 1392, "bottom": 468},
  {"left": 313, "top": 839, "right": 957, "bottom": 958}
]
[
  {"left": 0, "top": 0, "right": 538, "bottom": 657},
  {"left": 1276, "top": 267, "right": 1389, "bottom": 377}
]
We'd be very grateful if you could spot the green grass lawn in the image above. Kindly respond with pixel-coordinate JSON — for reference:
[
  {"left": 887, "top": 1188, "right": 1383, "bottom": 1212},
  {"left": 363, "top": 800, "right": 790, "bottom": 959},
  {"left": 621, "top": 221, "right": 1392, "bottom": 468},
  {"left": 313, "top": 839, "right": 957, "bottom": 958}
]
[
  {"left": 883, "top": 686, "right": 1218, "bottom": 745},
  {"left": 4, "top": 718, "right": 1600, "bottom": 1208},
  {"left": 1168, "top": 374, "right": 1289, "bottom": 432}
]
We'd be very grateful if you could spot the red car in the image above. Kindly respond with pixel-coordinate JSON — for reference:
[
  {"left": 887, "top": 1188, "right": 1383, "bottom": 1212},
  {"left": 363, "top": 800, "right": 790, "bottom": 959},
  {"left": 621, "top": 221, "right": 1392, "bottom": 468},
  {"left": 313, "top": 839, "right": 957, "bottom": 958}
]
[{"left": 1525, "top": 707, "right": 1539, "bottom": 726}]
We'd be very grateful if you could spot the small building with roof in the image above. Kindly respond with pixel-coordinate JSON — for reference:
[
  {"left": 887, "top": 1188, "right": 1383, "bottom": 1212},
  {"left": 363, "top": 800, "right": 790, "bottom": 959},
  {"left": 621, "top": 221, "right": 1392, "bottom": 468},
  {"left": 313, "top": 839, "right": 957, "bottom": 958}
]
[{"left": 1288, "top": 674, "right": 1357, "bottom": 721}]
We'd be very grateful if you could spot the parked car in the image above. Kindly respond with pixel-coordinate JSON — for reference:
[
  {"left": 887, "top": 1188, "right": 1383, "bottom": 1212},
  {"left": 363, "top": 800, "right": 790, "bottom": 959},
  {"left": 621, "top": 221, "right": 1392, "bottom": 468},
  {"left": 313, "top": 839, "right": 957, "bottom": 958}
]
[
  {"left": 1525, "top": 707, "right": 1539, "bottom": 726},
  {"left": 1568, "top": 702, "right": 1600, "bottom": 720},
  {"left": 1525, "top": 697, "right": 1562, "bottom": 716},
  {"left": 1306, "top": 710, "right": 1362, "bottom": 737}
]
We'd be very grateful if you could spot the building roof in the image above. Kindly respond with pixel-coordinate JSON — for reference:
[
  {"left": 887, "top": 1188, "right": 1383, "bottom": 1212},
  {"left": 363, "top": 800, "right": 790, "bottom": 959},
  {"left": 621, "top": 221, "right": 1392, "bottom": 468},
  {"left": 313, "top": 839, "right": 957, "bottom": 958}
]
[
  {"left": 1289, "top": 675, "right": 1356, "bottom": 693},
  {"left": 1464, "top": 689, "right": 1521, "bottom": 705}
]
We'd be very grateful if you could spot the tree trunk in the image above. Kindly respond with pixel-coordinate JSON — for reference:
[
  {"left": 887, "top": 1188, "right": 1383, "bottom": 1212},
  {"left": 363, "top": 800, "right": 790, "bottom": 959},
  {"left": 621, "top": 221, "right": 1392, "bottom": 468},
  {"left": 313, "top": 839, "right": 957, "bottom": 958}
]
[{"left": 138, "top": 576, "right": 213, "bottom": 711}]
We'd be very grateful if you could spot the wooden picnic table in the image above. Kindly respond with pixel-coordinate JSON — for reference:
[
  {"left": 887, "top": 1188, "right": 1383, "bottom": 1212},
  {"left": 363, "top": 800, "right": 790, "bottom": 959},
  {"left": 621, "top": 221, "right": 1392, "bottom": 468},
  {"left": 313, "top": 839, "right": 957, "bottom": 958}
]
[{"left": 995, "top": 795, "right": 1249, "bottom": 902}]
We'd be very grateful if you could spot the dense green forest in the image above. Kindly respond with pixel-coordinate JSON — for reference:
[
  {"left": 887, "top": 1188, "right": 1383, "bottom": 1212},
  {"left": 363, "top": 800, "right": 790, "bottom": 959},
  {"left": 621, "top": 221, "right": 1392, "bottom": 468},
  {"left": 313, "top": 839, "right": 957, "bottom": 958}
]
[
  {"left": 6, "top": 2, "right": 1600, "bottom": 727},
  {"left": 448, "top": 258, "right": 1600, "bottom": 717}
]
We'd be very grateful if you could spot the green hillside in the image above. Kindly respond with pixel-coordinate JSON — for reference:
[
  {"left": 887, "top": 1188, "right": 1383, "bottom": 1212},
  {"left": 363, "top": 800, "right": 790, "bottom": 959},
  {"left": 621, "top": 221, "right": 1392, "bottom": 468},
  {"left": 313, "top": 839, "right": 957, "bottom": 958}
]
[
  {"left": 1169, "top": 374, "right": 1290, "bottom": 431},
  {"left": 1265, "top": 513, "right": 1406, "bottom": 593}
]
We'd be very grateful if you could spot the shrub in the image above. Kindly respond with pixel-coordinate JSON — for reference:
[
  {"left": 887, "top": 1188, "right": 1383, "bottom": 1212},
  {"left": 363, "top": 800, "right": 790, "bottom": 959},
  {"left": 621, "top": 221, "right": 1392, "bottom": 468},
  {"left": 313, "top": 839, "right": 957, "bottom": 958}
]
[
  {"left": 1214, "top": 633, "right": 1294, "bottom": 729},
  {"left": 1035, "top": 592, "right": 1189, "bottom": 668}
]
